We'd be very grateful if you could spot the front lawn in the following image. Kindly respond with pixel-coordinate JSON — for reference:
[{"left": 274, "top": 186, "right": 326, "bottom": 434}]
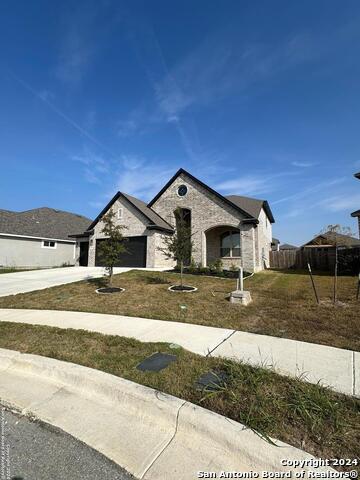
[
  {"left": 0, "top": 322, "right": 358, "bottom": 467},
  {"left": 0, "top": 269, "right": 358, "bottom": 351}
]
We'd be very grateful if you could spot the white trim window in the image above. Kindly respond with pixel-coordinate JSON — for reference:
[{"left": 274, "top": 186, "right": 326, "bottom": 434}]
[
  {"left": 42, "top": 240, "right": 57, "bottom": 249},
  {"left": 220, "top": 231, "right": 241, "bottom": 257},
  {"left": 117, "top": 208, "right": 123, "bottom": 220}
]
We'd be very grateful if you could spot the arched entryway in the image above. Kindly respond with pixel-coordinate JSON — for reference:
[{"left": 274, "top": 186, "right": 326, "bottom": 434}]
[{"left": 204, "top": 225, "right": 241, "bottom": 269}]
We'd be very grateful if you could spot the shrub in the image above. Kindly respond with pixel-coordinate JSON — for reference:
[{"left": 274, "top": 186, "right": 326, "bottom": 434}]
[
  {"left": 188, "top": 257, "right": 197, "bottom": 273},
  {"left": 199, "top": 267, "right": 210, "bottom": 275},
  {"left": 214, "top": 258, "right": 223, "bottom": 273},
  {"left": 208, "top": 262, "right": 216, "bottom": 272}
]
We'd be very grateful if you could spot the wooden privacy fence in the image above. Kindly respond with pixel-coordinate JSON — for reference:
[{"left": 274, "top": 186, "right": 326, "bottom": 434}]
[{"left": 270, "top": 247, "right": 360, "bottom": 273}]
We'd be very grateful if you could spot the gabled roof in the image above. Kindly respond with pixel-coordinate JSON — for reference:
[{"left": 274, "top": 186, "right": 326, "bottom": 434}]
[
  {"left": 351, "top": 209, "right": 360, "bottom": 217},
  {"left": 302, "top": 231, "right": 360, "bottom": 247},
  {"left": 280, "top": 243, "right": 298, "bottom": 250},
  {"left": 0, "top": 207, "right": 92, "bottom": 241},
  {"left": 226, "top": 195, "right": 275, "bottom": 223},
  {"left": 148, "top": 168, "right": 269, "bottom": 224},
  {"left": 86, "top": 192, "right": 173, "bottom": 233}
]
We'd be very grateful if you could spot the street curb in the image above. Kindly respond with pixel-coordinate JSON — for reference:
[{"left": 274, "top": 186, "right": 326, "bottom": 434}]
[{"left": 0, "top": 348, "right": 334, "bottom": 479}]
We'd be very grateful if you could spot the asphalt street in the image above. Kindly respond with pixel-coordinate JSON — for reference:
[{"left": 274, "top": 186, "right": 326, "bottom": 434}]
[{"left": 1, "top": 405, "right": 135, "bottom": 480}]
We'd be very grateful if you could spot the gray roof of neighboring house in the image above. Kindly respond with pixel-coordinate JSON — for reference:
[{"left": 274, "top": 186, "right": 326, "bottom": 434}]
[
  {"left": 0, "top": 207, "right": 92, "bottom": 241},
  {"left": 225, "top": 195, "right": 275, "bottom": 223},
  {"left": 272, "top": 237, "right": 280, "bottom": 244},
  {"left": 279, "top": 243, "right": 298, "bottom": 250},
  {"left": 303, "top": 231, "right": 360, "bottom": 247},
  {"left": 86, "top": 192, "right": 174, "bottom": 233}
]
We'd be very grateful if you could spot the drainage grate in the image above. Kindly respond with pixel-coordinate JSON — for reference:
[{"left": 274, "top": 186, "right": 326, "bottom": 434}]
[
  {"left": 136, "top": 352, "right": 177, "bottom": 372},
  {"left": 195, "top": 370, "right": 228, "bottom": 392}
]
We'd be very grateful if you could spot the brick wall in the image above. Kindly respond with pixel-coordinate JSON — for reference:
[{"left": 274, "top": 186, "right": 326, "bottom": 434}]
[
  {"left": 88, "top": 197, "right": 174, "bottom": 268},
  {"left": 151, "top": 172, "right": 257, "bottom": 272}
]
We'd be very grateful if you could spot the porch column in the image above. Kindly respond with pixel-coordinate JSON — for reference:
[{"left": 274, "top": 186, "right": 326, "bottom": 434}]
[{"left": 201, "top": 231, "right": 207, "bottom": 267}]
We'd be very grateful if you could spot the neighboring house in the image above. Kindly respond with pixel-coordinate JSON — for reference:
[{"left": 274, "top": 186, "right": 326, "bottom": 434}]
[
  {"left": 0, "top": 207, "right": 91, "bottom": 268},
  {"left": 73, "top": 168, "right": 275, "bottom": 273},
  {"left": 271, "top": 238, "right": 280, "bottom": 251},
  {"left": 279, "top": 243, "right": 298, "bottom": 250},
  {"left": 302, "top": 231, "right": 360, "bottom": 249},
  {"left": 351, "top": 172, "right": 360, "bottom": 238}
]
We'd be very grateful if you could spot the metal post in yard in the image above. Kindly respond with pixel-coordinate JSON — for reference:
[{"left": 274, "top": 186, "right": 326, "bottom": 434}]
[
  {"left": 236, "top": 260, "right": 244, "bottom": 291},
  {"left": 333, "top": 247, "right": 338, "bottom": 304},
  {"left": 307, "top": 262, "right": 320, "bottom": 305}
]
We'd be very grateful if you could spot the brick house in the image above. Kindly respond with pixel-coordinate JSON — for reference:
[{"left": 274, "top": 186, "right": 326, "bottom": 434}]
[{"left": 71, "top": 168, "right": 275, "bottom": 273}]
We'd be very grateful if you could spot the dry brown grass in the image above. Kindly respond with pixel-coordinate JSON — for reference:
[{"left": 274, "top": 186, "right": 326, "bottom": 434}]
[
  {"left": 0, "top": 269, "right": 358, "bottom": 351},
  {"left": 0, "top": 322, "right": 358, "bottom": 467}
]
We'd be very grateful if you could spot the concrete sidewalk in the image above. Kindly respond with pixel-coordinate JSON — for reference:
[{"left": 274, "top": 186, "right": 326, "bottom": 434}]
[
  {"left": 0, "top": 266, "right": 167, "bottom": 297},
  {"left": 0, "top": 308, "right": 358, "bottom": 397}
]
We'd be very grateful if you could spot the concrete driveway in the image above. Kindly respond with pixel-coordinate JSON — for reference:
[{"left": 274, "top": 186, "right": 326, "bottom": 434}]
[{"left": 0, "top": 266, "right": 156, "bottom": 297}]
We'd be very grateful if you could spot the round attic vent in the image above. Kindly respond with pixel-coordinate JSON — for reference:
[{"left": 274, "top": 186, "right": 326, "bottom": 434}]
[{"left": 177, "top": 184, "right": 187, "bottom": 197}]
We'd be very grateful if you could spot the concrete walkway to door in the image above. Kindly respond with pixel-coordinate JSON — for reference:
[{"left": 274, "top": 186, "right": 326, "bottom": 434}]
[
  {"left": 0, "top": 266, "right": 167, "bottom": 297},
  {"left": 0, "top": 308, "right": 358, "bottom": 398}
]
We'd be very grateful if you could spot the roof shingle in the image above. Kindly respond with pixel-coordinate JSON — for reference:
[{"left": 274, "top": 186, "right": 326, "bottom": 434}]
[{"left": 0, "top": 207, "right": 92, "bottom": 241}]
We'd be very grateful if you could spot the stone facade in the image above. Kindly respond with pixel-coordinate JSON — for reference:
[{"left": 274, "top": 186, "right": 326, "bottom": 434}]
[
  {"left": 87, "top": 197, "right": 173, "bottom": 268},
  {"left": 85, "top": 170, "right": 273, "bottom": 273},
  {"left": 254, "top": 207, "right": 273, "bottom": 271},
  {"left": 151, "top": 172, "right": 261, "bottom": 272}
]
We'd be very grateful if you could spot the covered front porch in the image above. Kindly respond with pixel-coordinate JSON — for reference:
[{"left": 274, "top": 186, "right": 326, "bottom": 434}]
[{"left": 203, "top": 225, "right": 242, "bottom": 270}]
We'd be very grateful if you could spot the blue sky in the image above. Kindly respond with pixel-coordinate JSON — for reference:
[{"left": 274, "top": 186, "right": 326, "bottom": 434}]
[{"left": 1, "top": 0, "right": 360, "bottom": 245}]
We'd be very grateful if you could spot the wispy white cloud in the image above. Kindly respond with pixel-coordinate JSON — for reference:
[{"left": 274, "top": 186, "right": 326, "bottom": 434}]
[
  {"left": 115, "top": 156, "right": 174, "bottom": 199},
  {"left": 216, "top": 171, "right": 296, "bottom": 196},
  {"left": 8, "top": 70, "right": 116, "bottom": 156},
  {"left": 84, "top": 110, "right": 96, "bottom": 130},
  {"left": 291, "top": 161, "right": 318, "bottom": 168},
  {"left": 72, "top": 147, "right": 110, "bottom": 184},
  {"left": 152, "top": 31, "right": 321, "bottom": 121},
  {"left": 72, "top": 149, "right": 109, "bottom": 172},
  {"left": 55, "top": 7, "right": 99, "bottom": 86},
  {"left": 117, "top": 118, "right": 139, "bottom": 137},
  {"left": 282, "top": 208, "right": 305, "bottom": 218},
  {"left": 38, "top": 89, "right": 55, "bottom": 102},
  {"left": 318, "top": 193, "right": 360, "bottom": 212},
  {"left": 272, "top": 178, "right": 346, "bottom": 205},
  {"left": 84, "top": 168, "right": 101, "bottom": 184},
  {"left": 89, "top": 200, "right": 104, "bottom": 209}
]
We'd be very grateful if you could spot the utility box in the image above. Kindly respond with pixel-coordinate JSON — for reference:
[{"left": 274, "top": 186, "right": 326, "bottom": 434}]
[{"left": 229, "top": 290, "right": 252, "bottom": 306}]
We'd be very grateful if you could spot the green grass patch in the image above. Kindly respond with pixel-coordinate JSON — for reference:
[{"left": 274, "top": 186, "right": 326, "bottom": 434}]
[
  {"left": 0, "top": 322, "right": 358, "bottom": 467},
  {"left": 0, "top": 269, "right": 359, "bottom": 351}
]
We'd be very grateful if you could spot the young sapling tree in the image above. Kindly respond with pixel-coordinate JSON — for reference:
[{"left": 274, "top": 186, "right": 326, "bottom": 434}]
[
  {"left": 158, "top": 208, "right": 194, "bottom": 289},
  {"left": 316, "top": 224, "right": 355, "bottom": 303},
  {"left": 97, "top": 209, "right": 127, "bottom": 287}
]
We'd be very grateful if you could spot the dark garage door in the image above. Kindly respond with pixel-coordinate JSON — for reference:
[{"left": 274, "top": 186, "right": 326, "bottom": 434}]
[{"left": 95, "top": 236, "right": 147, "bottom": 268}]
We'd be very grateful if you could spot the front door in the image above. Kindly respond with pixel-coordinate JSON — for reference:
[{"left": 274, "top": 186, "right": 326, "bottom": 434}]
[{"left": 79, "top": 242, "right": 89, "bottom": 266}]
